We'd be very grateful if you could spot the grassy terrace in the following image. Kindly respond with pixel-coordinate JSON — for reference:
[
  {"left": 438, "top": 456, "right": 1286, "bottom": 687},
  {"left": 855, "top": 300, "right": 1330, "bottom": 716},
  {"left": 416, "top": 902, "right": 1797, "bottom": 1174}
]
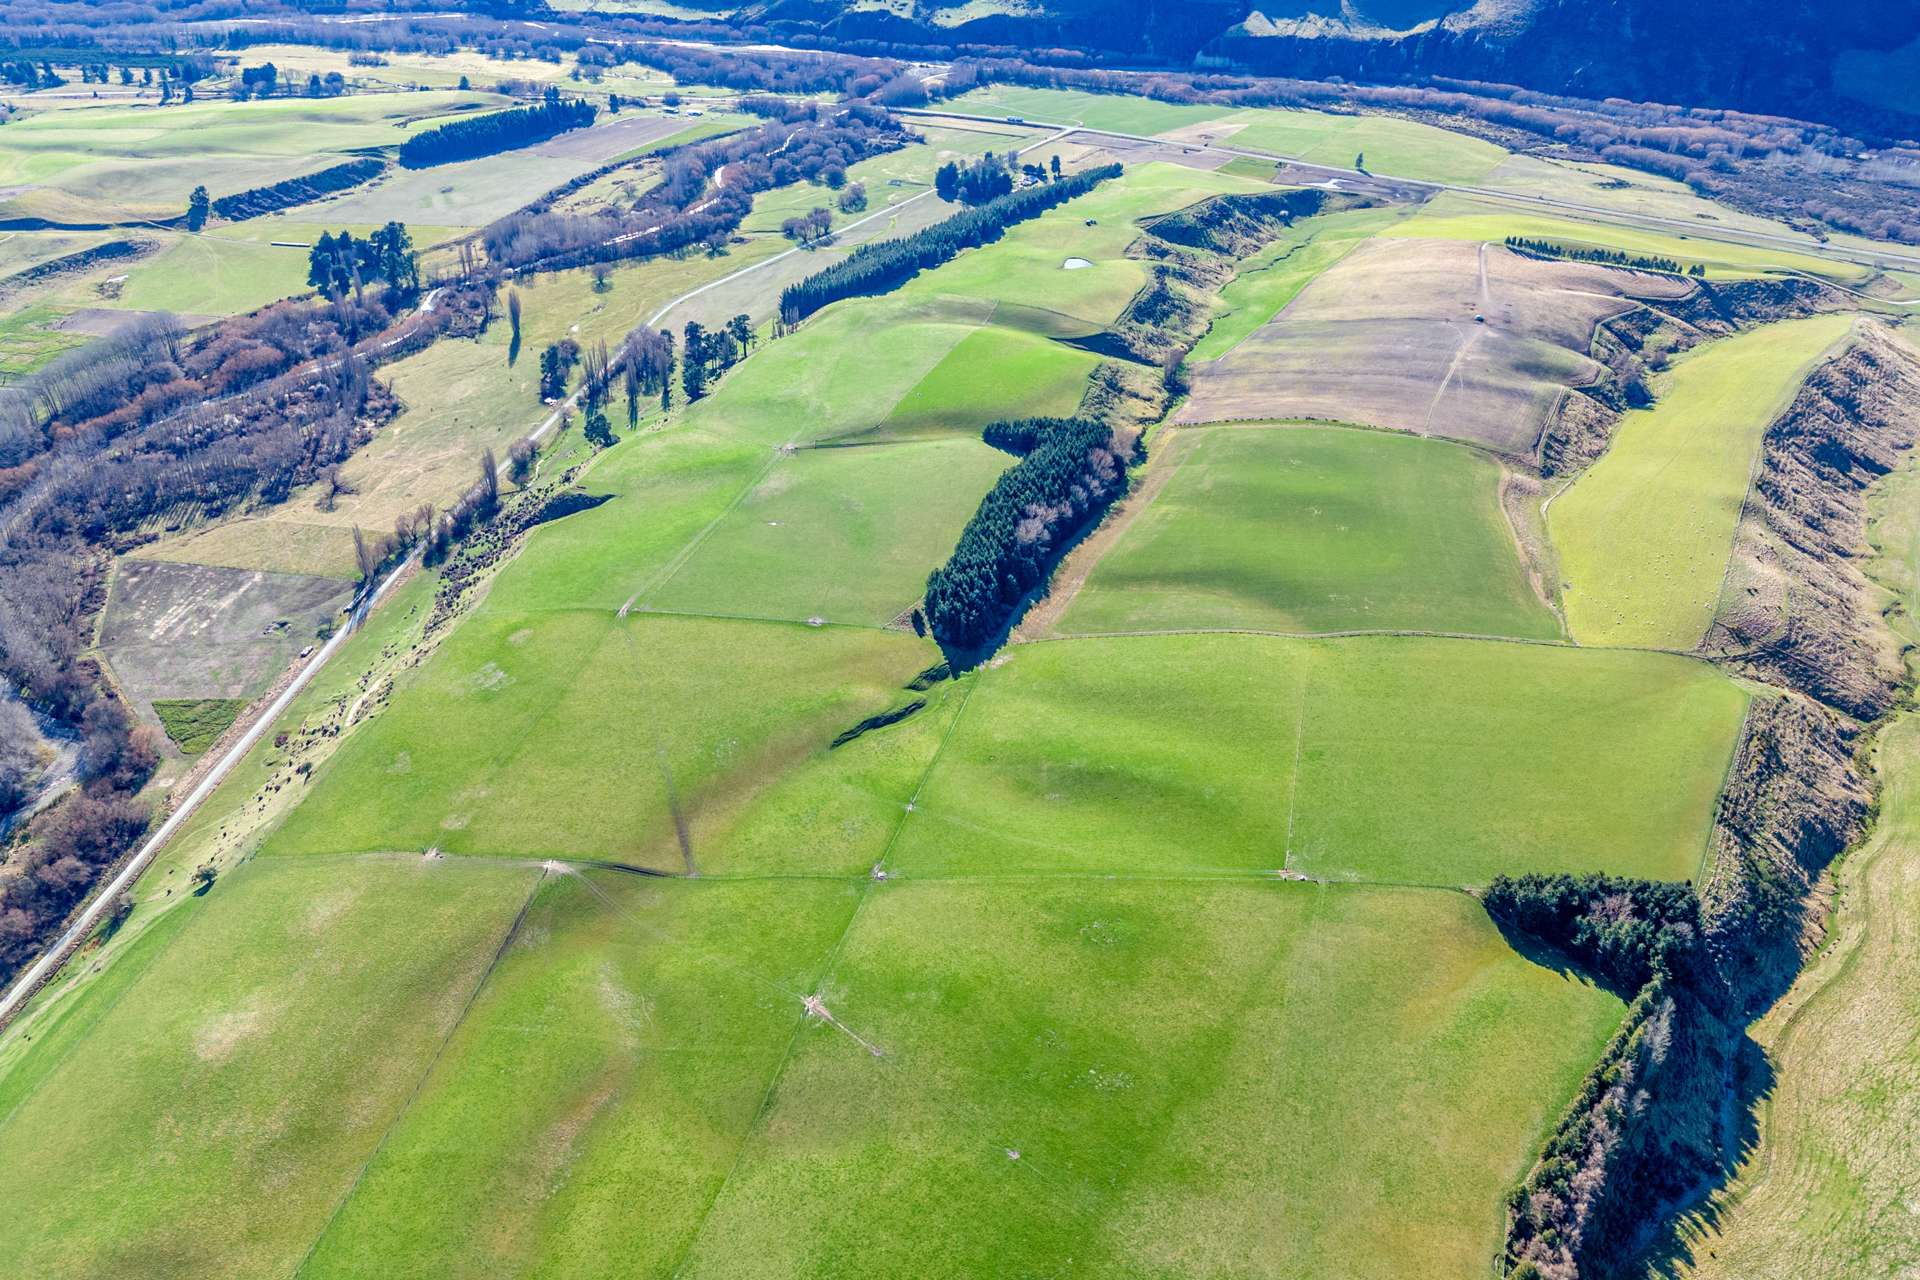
[{"left": 1551, "top": 314, "right": 1857, "bottom": 649}]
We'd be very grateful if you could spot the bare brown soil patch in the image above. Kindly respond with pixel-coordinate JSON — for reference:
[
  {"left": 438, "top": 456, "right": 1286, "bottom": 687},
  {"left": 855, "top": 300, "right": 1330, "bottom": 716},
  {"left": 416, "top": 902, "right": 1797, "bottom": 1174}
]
[{"left": 1177, "top": 238, "right": 1690, "bottom": 457}]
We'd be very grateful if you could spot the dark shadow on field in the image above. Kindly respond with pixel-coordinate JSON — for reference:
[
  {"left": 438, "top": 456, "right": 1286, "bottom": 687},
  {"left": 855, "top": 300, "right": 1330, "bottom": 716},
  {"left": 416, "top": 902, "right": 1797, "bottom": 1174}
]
[
  {"left": 1486, "top": 909, "right": 1600, "bottom": 991},
  {"left": 1635, "top": 1034, "right": 1775, "bottom": 1278}
]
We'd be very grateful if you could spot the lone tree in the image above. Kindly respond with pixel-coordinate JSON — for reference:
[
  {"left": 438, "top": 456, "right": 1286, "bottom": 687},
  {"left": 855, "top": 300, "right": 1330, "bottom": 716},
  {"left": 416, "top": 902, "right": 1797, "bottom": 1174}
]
[
  {"left": 352, "top": 525, "right": 380, "bottom": 582},
  {"left": 186, "top": 184, "right": 210, "bottom": 232},
  {"left": 478, "top": 448, "right": 500, "bottom": 513}
]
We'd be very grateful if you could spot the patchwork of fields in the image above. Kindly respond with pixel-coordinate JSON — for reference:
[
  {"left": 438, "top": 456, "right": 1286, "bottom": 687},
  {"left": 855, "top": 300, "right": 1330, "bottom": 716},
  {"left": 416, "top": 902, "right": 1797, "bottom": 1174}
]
[{"left": 5, "top": 66, "right": 1912, "bottom": 1280}]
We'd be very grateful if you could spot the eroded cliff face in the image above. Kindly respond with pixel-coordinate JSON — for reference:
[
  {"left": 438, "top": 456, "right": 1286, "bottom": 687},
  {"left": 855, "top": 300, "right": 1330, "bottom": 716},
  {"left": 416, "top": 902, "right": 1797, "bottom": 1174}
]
[{"left": 1707, "top": 323, "right": 1920, "bottom": 723}]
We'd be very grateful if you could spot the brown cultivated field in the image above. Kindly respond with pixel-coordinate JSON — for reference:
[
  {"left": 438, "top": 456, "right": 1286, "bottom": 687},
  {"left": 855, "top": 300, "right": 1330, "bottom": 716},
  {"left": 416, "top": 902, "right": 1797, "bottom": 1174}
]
[
  {"left": 1177, "top": 238, "right": 1691, "bottom": 456},
  {"left": 97, "top": 559, "right": 350, "bottom": 722}
]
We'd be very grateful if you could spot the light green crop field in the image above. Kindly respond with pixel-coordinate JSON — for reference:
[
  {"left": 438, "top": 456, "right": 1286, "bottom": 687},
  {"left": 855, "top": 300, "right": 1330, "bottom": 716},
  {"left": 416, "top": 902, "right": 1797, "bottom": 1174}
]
[
  {"left": 1187, "top": 205, "right": 1404, "bottom": 360},
  {"left": 1390, "top": 194, "right": 1872, "bottom": 283},
  {"left": 894, "top": 633, "right": 1745, "bottom": 884},
  {"left": 1551, "top": 314, "right": 1856, "bottom": 649},
  {"left": 297, "top": 870, "right": 864, "bottom": 1279},
  {"left": 673, "top": 878, "right": 1621, "bottom": 1280},
  {"left": 263, "top": 611, "right": 936, "bottom": 867},
  {"left": 0, "top": 854, "right": 542, "bottom": 1279},
  {"left": 0, "top": 301, "right": 89, "bottom": 379},
  {"left": 950, "top": 86, "right": 1510, "bottom": 186},
  {"left": 1058, "top": 424, "right": 1559, "bottom": 639},
  {"left": 0, "top": 91, "right": 506, "bottom": 222},
  {"left": 646, "top": 436, "right": 1015, "bottom": 625}
]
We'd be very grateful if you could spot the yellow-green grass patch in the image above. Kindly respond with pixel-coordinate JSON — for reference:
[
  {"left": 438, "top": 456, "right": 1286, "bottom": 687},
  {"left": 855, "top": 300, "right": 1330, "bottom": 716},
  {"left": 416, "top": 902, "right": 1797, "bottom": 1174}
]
[
  {"left": 1390, "top": 193, "right": 1871, "bottom": 283},
  {"left": 0, "top": 90, "right": 507, "bottom": 222},
  {"left": 0, "top": 854, "right": 543, "bottom": 1280},
  {"left": 151, "top": 698, "right": 248, "bottom": 754},
  {"left": 1058, "top": 423, "right": 1559, "bottom": 639},
  {"left": 645, "top": 436, "right": 1017, "bottom": 626},
  {"left": 892, "top": 633, "right": 1746, "bottom": 884},
  {"left": 671, "top": 878, "right": 1623, "bottom": 1280},
  {"left": 262, "top": 612, "right": 939, "bottom": 868},
  {"left": 295, "top": 871, "right": 863, "bottom": 1277},
  {"left": 1551, "top": 314, "right": 1856, "bottom": 649},
  {"left": 1188, "top": 204, "right": 1405, "bottom": 360}
]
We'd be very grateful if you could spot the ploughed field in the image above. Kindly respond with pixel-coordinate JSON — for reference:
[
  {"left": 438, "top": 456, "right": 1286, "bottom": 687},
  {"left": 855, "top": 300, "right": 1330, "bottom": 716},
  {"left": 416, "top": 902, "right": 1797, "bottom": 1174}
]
[
  {"left": 1177, "top": 237, "right": 1692, "bottom": 456},
  {"left": 4, "top": 124, "right": 1876, "bottom": 1279}
]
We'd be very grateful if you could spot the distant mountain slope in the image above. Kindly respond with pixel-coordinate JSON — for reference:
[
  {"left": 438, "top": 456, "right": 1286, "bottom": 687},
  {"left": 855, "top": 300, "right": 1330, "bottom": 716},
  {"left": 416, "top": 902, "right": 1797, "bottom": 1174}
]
[{"left": 751, "top": 0, "right": 1920, "bottom": 135}]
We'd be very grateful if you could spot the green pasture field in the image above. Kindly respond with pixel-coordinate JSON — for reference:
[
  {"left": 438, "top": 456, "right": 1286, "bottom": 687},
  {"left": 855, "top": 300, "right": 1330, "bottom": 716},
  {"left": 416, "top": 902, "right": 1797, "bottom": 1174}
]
[
  {"left": 1551, "top": 314, "right": 1856, "bottom": 649},
  {"left": 0, "top": 90, "right": 506, "bottom": 222},
  {"left": 0, "top": 854, "right": 542, "bottom": 1279},
  {"left": 646, "top": 436, "right": 1016, "bottom": 626},
  {"left": 151, "top": 698, "right": 249, "bottom": 754},
  {"left": 0, "top": 227, "right": 114, "bottom": 275},
  {"left": 950, "top": 86, "right": 1510, "bottom": 186},
  {"left": 896, "top": 162, "right": 1265, "bottom": 333},
  {"left": 893, "top": 632, "right": 1746, "bottom": 885},
  {"left": 1058, "top": 424, "right": 1559, "bottom": 639},
  {"left": 1218, "top": 154, "right": 1278, "bottom": 181},
  {"left": 262, "top": 611, "right": 937, "bottom": 867},
  {"left": 880, "top": 322, "right": 1099, "bottom": 433},
  {"left": 673, "top": 878, "right": 1622, "bottom": 1280},
  {"left": 47, "top": 222, "right": 462, "bottom": 320},
  {"left": 297, "top": 871, "right": 864, "bottom": 1279},
  {"left": 1389, "top": 194, "right": 1872, "bottom": 282},
  {"left": 0, "top": 301, "right": 88, "bottom": 379},
  {"left": 1188, "top": 205, "right": 1405, "bottom": 359},
  {"left": 198, "top": 43, "right": 716, "bottom": 102}
]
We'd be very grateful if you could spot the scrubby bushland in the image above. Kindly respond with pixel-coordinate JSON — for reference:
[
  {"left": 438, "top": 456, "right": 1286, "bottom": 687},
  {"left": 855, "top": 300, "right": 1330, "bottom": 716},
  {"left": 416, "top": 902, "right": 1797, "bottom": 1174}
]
[
  {"left": 483, "top": 104, "right": 910, "bottom": 274},
  {"left": 923, "top": 417, "right": 1129, "bottom": 651},
  {"left": 0, "top": 697, "right": 40, "bottom": 813},
  {"left": 398, "top": 91, "right": 594, "bottom": 168},
  {"left": 779, "top": 163, "right": 1121, "bottom": 324},
  {"left": 610, "top": 41, "right": 903, "bottom": 96},
  {"left": 0, "top": 272, "right": 496, "bottom": 987},
  {"left": 211, "top": 158, "right": 385, "bottom": 221}
]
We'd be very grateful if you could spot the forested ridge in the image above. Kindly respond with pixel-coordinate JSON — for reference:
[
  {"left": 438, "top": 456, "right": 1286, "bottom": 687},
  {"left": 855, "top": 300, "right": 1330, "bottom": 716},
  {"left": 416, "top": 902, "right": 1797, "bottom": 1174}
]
[
  {"left": 779, "top": 162, "right": 1121, "bottom": 324},
  {"left": 923, "top": 417, "right": 1130, "bottom": 651},
  {"left": 398, "top": 90, "right": 595, "bottom": 168}
]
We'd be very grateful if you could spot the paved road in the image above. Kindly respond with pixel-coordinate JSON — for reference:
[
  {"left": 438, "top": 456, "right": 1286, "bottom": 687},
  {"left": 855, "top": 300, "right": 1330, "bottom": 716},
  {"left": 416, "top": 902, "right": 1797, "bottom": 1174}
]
[{"left": 897, "top": 108, "right": 1920, "bottom": 279}]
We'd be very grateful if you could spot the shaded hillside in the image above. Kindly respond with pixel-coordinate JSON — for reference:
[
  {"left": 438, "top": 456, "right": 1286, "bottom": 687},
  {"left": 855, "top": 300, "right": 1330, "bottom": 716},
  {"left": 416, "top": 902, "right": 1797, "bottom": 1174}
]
[{"left": 752, "top": 0, "right": 1920, "bottom": 136}]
